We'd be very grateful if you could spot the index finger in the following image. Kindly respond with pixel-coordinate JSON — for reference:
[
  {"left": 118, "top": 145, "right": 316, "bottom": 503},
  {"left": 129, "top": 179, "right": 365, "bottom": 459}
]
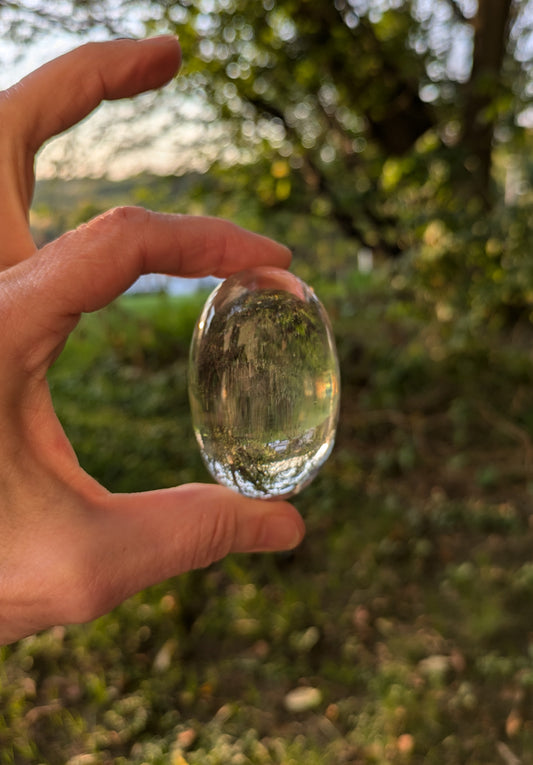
[
  {"left": 51, "top": 209, "right": 292, "bottom": 312},
  {"left": 2, "top": 209, "right": 292, "bottom": 377},
  {"left": 5, "top": 36, "right": 182, "bottom": 152}
]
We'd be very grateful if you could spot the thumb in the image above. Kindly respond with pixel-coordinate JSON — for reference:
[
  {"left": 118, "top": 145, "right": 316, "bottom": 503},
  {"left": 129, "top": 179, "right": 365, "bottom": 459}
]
[{"left": 79, "top": 484, "right": 305, "bottom": 618}]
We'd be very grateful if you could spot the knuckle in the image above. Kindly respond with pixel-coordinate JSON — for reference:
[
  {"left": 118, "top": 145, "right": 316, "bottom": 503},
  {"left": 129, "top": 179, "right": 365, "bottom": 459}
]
[
  {"left": 82, "top": 205, "right": 149, "bottom": 235},
  {"left": 76, "top": 205, "right": 151, "bottom": 276},
  {"left": 190, "top": 505, "right": 237, "bottom": 570}
]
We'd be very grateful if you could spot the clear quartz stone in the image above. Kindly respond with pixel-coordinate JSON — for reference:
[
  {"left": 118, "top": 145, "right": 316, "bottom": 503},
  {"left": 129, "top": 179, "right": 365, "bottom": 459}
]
[{"left": 188, "top": 267, "right": 340, "bottom": 499}]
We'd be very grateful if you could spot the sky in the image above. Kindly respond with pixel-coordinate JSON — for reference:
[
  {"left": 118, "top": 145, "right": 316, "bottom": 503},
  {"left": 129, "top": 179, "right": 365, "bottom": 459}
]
[
  {"left": 1, "top": 0, "right": 532, "bottom": 181},
  {"left": 0, "top": 30, "right": 205, "bottom": 181},
  {"left": 0, "top": 28, "right": 217, "bottom": 293}
]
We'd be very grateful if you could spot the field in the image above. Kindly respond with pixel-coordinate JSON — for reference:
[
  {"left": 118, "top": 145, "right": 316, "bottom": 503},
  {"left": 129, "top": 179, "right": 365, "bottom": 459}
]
[{"left": 1, "top": 273, "right": 533, "bottom": 765}]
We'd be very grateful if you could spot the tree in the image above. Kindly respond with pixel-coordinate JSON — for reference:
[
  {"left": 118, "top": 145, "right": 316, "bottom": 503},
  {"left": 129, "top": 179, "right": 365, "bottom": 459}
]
[{"left": 1, "top": 0, "right": 531, "bottom": 260}]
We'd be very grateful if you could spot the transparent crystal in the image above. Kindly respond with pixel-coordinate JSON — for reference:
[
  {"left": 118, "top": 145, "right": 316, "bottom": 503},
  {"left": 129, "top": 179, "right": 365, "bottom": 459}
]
[{"left": 188, "top": 267, "right": 340, "bottom": 499}]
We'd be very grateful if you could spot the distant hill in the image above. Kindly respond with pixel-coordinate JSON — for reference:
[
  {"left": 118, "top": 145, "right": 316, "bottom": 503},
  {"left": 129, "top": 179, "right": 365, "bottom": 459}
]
[
  {"left": 30, "top": 168, "right": 357, "bottom": 287},
  {"left": 30, "top": 172, "right": 211, "bottom": 247},
  {"left": 30, "top": 172, "right": 222, "bottom": 296}
]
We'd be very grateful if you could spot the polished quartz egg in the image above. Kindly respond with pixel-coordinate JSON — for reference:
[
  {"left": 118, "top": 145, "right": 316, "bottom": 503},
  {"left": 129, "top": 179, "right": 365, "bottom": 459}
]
[{"left": 188, "top": 267, "right": 340, "bottom": 499}]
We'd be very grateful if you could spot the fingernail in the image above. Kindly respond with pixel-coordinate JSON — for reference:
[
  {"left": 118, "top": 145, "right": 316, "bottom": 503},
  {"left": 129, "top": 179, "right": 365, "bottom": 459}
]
[
  {"left": 145, "top": 34, "right": 180, "bottom": 43},
  {"left": 133, "top": 35, "right": 180, "bottom": 48}
]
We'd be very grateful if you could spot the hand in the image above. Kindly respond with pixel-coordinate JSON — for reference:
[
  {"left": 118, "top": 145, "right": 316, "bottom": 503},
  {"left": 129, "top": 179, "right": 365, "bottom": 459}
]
[{"left": 0, "top": 37, "right": 305, "bottom": 645}]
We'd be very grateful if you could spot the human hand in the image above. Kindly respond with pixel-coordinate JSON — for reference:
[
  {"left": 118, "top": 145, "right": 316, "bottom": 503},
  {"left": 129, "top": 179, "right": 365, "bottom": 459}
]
[{"left": 0, "top": 37, "right": 305, "bottom": 645}]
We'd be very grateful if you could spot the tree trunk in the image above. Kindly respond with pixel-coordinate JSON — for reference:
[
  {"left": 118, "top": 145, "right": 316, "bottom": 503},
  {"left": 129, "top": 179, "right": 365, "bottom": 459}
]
[{"left": 462, "top": 0, "right": 514, "bottom": 200}]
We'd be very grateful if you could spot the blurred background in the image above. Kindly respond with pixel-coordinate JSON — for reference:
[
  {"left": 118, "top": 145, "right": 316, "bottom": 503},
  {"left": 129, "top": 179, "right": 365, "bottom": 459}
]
[{"left": 1, "top": 1, "right": 533, "bottom": 763}]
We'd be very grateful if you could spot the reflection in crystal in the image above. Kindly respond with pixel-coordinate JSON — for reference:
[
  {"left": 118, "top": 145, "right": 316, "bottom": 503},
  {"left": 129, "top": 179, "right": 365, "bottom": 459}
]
[{"left": 188, "top": 267, "right": 340, "bottom": 499}]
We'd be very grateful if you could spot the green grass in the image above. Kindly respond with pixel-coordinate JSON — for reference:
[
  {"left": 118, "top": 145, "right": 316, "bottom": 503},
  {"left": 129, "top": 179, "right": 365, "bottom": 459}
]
[{"left": 1, "top": 278, "right": 533, "bottom": 764}]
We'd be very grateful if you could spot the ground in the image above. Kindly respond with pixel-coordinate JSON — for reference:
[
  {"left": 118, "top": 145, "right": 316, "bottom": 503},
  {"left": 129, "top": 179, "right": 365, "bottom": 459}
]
[{"left": 1, "top": 278, "right": 532, "bottom": 765}]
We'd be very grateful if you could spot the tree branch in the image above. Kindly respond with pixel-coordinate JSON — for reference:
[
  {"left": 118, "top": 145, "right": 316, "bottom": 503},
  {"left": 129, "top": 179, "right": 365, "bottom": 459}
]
[{"left": 246, "top": 93, "right": 402, "bottom": 256}]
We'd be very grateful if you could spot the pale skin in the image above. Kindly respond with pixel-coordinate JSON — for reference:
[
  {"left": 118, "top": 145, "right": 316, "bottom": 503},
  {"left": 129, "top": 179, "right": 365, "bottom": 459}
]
[{"left": 0, "top": 35, "right": 305, "bottom": 646}]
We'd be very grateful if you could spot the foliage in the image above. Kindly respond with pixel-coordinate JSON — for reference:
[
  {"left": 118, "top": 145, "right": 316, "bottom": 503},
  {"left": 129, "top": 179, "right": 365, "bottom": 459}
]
[
  {"left": 6, "top": 1, "right": 533, "bottom": 250},
  {"left": 32, "top": 150, "right": 533, "bottom": 336},
  {"left": 1, "top": 3, "right": 532, "bottom": 758},
  {"left": 12, "top": 1, "right": 533, "bottom": 338},
  {"left": 1, "top": 272, "right": 532, "bottom": 763}
]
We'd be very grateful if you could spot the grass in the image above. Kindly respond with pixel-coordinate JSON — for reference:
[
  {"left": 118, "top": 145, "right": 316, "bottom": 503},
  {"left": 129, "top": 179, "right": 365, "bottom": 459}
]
[{"left": 1, "top": 275, "right": 533, "bottom": 764}]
